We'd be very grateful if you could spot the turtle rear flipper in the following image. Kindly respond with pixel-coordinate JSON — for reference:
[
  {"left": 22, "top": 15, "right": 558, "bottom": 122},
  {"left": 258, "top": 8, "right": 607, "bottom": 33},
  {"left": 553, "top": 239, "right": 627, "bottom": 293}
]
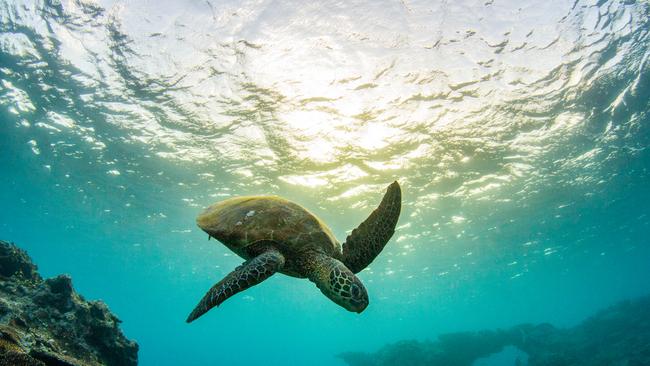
[
  {"left": 342, "top": 181, "right": 401, "bottom": 274},
  {"left": 186, "top": 248, "right": 285, "bottom": 322}
]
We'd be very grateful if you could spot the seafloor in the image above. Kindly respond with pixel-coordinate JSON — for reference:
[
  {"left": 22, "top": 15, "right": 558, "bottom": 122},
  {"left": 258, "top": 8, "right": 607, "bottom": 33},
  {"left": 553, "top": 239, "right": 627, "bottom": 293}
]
[{"left": 340, "top": 295, "right": 650, "bottom": 366}]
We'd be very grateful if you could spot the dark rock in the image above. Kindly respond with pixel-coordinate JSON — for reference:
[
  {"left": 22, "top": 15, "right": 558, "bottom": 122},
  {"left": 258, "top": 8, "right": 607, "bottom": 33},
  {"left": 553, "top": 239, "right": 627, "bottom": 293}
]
[
  {"left": 340, "top": 295, "right": 650, "bottom": 366},
  {"left": 34, "top": 275, "right": 76, "bottom": 312},
  {"left": 0, "top": 240, "right": 138, "bottom": 366},
  {"left": 0, "top": 240, "right": 41, "bottom": 282}
]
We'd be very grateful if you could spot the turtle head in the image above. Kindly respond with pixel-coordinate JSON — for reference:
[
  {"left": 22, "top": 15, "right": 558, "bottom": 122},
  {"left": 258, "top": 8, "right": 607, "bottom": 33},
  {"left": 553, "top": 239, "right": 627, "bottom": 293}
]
[
  {"left": 326, "top": 265, "right": 369, "bottom": 313},
  {"left": 309, "top": 254, "right": 369, "bottom": 313}
]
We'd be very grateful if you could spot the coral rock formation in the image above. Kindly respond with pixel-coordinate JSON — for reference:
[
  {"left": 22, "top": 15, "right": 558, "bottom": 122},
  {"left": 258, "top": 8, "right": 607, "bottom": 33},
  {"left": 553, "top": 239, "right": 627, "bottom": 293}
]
[
  {"left": 0, "top": 240, "right": 138, "bottom": 366},
  {"left": 340, "top": 295, "right": 650, "bottom": 366}
]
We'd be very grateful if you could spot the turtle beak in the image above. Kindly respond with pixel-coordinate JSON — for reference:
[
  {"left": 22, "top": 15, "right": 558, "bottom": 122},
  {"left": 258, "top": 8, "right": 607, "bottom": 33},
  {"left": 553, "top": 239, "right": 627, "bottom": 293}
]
[
  {"left": 347, "top": 287, "right": 369, "bottom": 313},
  {"left": 352, "top": 296, "right": 369, "bottom": 313},
  {"left": 354, "top": 301, "right": 368, "bottom": 313}
]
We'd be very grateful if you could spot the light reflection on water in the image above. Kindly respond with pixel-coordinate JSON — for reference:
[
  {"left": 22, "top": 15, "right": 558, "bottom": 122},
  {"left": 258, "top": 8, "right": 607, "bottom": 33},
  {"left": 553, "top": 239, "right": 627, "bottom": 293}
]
[{"left": 4, "top": 1, "right": 646, "bottom": 185}]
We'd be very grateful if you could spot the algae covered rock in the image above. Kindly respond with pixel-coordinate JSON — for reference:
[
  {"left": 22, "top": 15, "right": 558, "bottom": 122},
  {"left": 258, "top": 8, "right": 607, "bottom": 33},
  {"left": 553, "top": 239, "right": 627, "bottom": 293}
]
[
  {"left": 0, "top": 241, "right": 40, "bottom": 282},
  {"left": 0, "top": 240, "right": 138, "bottom": 366},
  {"left": 339, "top": 330, "right": 515, "bottom": 366},
  {"left": 340, "top": 295, "right": 650, "bottom": 366}
]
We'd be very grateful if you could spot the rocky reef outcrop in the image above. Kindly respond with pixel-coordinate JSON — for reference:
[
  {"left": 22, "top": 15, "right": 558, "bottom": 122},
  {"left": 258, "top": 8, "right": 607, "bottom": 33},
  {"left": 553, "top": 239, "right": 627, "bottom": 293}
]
[
  {"left": 340, "top": 295, "right": 650, "bottom": 366},
  {"left": 0, "top": 240, "right": 138, "bottom": 366}
]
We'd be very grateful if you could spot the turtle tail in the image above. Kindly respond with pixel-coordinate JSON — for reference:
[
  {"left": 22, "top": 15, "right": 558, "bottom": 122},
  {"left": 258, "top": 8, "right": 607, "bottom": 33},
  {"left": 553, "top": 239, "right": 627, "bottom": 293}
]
[{"left": 341, "top": 181, "right": 401, "bottom": 273}]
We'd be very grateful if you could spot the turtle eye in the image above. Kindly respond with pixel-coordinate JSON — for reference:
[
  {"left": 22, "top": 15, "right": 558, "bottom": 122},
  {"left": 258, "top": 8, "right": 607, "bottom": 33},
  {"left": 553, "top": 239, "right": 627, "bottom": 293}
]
[{"left": 351, "top": 284, "right": 360, "bottom": 298}]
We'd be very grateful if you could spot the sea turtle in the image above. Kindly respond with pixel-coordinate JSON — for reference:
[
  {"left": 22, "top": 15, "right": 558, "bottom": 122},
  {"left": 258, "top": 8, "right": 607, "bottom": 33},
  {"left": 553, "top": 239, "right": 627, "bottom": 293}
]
[{"left": 186, "top": 181, "right": 401, "bottom": 322}]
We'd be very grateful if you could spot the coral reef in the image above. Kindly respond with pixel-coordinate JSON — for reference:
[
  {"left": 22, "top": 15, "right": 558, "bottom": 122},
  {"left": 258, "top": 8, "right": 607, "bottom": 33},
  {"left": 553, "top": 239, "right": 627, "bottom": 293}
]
[
  {"left": 340, "top": 296, "right": 650, "bottom": 366},
  {"left": 0, "top": 240, "right": 138, "bottom": 366}
]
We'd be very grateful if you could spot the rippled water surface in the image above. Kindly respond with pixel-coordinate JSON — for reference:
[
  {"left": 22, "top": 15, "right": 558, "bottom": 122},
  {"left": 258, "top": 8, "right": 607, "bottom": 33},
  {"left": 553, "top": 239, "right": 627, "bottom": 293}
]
[{"left": 1, "top": 0, "right": 649, "bottom": 365}]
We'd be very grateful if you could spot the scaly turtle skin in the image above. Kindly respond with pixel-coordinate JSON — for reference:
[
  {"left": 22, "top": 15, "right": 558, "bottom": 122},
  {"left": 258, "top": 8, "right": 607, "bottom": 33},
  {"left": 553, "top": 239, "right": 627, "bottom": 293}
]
[{"left": 186, "top": 181, "right": 401, "bottom": 322}]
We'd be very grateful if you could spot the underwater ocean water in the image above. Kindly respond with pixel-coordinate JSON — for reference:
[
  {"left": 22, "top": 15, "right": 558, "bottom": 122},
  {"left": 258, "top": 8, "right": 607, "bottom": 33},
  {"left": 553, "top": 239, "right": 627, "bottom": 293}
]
[{"left": 1, "top": 0, "right": 650, "bottom": 365}]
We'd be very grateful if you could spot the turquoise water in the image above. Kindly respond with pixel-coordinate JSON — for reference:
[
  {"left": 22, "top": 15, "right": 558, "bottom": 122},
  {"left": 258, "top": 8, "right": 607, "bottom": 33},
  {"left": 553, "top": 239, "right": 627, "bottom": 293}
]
[{"left": 1, "top": 0, "right": 649, "bottom": 365}]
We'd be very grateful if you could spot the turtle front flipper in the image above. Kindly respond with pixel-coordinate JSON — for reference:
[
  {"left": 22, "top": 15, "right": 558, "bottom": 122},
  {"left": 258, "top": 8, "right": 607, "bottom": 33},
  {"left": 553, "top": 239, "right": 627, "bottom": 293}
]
[
  {"left": 186, "top": 248, "right": 285, "bottom": 323},
  {"left": 342, "top": 181, "right": 401, "bottom": 274}
]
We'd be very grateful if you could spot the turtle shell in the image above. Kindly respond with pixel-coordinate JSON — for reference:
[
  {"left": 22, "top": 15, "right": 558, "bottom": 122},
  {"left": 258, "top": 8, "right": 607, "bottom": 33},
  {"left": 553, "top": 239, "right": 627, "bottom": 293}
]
[{"left": 197, "top": 196, "right": 341, "bottom": 257}]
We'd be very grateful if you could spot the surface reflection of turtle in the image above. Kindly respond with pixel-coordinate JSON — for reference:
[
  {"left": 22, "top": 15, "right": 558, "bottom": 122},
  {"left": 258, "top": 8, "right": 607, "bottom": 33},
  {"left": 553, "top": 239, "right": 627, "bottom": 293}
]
[{"left": 186, "top": 181, "right": 402, "bottom": 322}]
